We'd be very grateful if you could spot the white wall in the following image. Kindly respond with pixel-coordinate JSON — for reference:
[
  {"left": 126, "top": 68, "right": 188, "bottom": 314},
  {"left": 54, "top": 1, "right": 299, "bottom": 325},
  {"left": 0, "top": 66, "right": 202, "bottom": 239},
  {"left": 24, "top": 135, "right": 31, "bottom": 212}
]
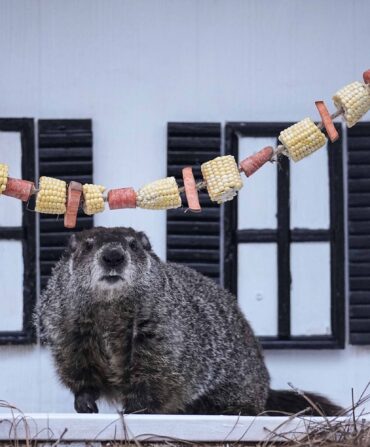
[{"left": 0, "top": 0, "right": 369, "bottom": 412}]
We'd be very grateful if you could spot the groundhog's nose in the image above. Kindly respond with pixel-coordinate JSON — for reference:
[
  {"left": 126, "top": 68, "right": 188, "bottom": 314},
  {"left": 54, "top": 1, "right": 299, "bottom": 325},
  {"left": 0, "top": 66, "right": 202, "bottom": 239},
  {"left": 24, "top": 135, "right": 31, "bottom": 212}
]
[{"left": 101, "top": 247, "right": 125, "bottom": 268}]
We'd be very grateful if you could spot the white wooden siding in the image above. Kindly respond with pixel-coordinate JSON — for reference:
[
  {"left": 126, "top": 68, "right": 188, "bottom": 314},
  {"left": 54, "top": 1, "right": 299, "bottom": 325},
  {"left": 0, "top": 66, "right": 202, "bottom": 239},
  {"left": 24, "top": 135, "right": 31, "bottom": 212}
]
[{"left": 0, "top": 0, "right": 370, "bottom": 412}]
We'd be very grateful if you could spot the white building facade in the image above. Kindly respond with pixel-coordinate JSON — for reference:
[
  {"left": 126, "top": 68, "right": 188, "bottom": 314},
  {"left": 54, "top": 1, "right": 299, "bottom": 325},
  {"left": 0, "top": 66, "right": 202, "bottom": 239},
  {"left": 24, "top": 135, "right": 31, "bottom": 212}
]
[{"left": 0, "top": 0, "right": 370, "bottom": 412}]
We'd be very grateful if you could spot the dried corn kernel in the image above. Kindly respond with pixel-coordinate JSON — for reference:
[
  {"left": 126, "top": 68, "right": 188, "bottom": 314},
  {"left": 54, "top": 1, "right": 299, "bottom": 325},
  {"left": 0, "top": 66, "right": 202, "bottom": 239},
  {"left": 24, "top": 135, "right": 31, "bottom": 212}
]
[
  {"left": 35, "top": 176, "right": 67, "bottom": 214},
  {"left": 201, "top": 155, "right": 243, "bottom": 204},
  {"left": 0, "top": 163, "right": 9, "bottom": 194},
  {"left": 137, "top": 177, "right": 181, "bottom": 210},
  {"left": 278, "top": 118, "right": 327, "bottom": 162},
  {"left": 82, "top": 184, "right": 105, "bottom": 215},
  {"left": 333, "top": 81, "right": 370, "bottom": 128}
]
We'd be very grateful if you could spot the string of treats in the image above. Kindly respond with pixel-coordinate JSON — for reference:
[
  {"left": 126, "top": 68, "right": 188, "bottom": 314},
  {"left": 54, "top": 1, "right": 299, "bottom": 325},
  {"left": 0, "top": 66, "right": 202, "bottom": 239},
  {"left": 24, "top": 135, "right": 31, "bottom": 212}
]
[{"left": 0, "top": 69, "right": 370, "bottom": 229}]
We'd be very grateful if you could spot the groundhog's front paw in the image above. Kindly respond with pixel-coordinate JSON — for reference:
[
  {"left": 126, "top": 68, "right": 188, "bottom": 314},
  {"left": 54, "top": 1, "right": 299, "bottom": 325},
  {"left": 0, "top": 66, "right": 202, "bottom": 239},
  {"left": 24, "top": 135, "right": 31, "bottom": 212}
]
[{"left": 74, "top": 390, "right": 99, "bottom": 413}]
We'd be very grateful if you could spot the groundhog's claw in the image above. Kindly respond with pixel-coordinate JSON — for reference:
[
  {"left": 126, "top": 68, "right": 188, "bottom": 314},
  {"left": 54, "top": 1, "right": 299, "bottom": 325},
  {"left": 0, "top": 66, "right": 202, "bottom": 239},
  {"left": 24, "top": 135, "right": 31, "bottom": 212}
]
[{"left": 74, "top": 391, "right": 99, "bottom": 413}]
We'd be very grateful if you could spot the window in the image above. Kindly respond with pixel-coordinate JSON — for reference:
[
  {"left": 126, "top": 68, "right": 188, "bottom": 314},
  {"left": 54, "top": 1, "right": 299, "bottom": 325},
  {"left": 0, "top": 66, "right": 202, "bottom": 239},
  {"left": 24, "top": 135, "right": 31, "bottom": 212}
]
[
  {"left": 224, "top": 122, "right": 345, "bottom": 349},
  {"left": 0, "top": 119, "right": 36, "bottom": 344}
]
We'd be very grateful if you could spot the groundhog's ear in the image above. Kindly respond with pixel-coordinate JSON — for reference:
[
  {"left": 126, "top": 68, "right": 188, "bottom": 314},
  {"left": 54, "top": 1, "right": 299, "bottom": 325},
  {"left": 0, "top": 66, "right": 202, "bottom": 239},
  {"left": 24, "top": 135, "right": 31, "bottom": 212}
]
[
  {"left": 68, "top": 233, "right": 78, "bottom": 252},
  {"left": 138, "top": 232, "right": 151, "bottom": 251}
]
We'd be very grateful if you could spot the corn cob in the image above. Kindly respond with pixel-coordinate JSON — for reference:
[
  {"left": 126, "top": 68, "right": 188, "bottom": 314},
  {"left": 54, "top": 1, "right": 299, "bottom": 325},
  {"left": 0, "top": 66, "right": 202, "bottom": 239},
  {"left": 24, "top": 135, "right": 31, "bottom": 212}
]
[
  {"left": 333, "top": 81, "right": 370, "bottom": 128},
  {"left": 201, "top": 155, "right": 243, "bottom": 204},
  {"left": 82, "top": 183, "right": 106, "bottom": 215},
  {"left": 0, "top": 163, "right": 9, "bottom": 194},
  {"left": 137, "top": 177, "right": 181, "bottom": 210},
  {"left": 35, "top": 176, "right": 67, "bottom": 214},
  {"left": 278, "top": 118, "right": 327, "bottom": 162}
]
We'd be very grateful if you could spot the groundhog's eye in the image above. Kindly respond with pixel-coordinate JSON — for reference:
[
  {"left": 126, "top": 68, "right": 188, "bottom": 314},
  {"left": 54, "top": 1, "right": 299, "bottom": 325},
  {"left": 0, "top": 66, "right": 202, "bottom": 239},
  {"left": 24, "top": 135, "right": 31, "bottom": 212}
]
[
  {"left": 84, "top": 239, "right": 94, "bottom": 251},
  {"left": 129, "top": 239, "right": 138, "bottom": 251}
]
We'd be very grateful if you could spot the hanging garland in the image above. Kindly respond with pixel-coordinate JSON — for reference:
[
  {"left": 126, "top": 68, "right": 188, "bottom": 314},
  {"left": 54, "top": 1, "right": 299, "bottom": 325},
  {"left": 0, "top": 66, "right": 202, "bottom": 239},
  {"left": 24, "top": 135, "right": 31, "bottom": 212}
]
[{"left": 1, "top": 69, "right": 370, "bottom": 229}]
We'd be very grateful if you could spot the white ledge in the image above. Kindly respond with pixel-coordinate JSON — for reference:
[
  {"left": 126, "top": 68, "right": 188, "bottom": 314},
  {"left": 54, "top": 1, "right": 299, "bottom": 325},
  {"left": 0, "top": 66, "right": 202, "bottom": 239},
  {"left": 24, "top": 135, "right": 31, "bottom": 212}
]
[{"left": 0, "top": 413, "right": 368, "bottom": 443}]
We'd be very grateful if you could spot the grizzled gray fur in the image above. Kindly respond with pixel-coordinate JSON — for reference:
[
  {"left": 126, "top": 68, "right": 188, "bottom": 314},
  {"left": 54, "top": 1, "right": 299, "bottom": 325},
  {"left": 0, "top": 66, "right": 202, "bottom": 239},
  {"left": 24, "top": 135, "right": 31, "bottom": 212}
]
[{"left": 36, "top": 226, "right": 340, "bottom": 415}]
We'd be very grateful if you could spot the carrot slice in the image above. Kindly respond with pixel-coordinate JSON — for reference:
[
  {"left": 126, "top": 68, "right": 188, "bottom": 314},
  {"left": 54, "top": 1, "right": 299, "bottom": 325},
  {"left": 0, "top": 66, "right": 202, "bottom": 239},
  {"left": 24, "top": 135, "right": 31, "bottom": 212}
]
[
  {"left": 363, "top": 69, "right": 370, "bottom": 84},
  {"left": 64, "top": 181, "right": 82, "bottom": 229},
  {"left": 182, "top": 167, "right": 201, "bottom": 212},
  {"left": 3, "top": 177, "right": 35, "bottom": 201},
  {"left": 315, "top": 100, "right": 339, "bottom": 143},
  {"left": 239, "top": 146, "right": 273, "bottom": 177},
  {"left": 108, "top": 187, "right": 137, "bottom": 210}
]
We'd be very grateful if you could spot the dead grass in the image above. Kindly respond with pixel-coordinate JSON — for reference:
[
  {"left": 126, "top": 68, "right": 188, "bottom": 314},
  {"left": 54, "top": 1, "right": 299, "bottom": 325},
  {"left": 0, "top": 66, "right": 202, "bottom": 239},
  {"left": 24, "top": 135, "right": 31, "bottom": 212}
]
[
  {"left": 255, "top": 384, "right": 370, "bottom": 446},
  {"left": 0, "top": 386, "right": 370, "bottom": 446}
]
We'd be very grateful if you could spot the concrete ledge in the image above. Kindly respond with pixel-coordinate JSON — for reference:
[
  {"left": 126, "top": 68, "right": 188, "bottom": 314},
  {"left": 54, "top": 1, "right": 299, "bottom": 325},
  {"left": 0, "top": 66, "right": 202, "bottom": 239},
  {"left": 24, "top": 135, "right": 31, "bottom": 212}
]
[{"left": 0, "top": 413, "right": 366, "bottom": 443}]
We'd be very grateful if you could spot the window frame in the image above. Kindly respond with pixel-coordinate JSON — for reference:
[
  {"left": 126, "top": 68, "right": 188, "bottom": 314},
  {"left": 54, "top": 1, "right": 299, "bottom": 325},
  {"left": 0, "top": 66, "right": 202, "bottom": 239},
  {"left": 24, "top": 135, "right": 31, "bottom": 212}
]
[
  {"left": 0, "top": 118, "right": 36, "bottom": 344},
  {"left": 224, "top": 122, "right": 345, "bottom": 349}
]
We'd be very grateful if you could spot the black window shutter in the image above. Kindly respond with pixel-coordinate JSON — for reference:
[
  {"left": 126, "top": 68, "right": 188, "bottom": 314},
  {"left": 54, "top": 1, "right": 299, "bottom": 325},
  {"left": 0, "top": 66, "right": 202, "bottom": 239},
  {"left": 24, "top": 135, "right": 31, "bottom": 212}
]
[
  {"left": 167, "top": 123, "right": 221, "bottom": 282},
  {"left": 348, "top": 122, "right": 370, "bottom": 344},
  {"left": 38, "top": 120, "right": 93, "bottom": 291}
]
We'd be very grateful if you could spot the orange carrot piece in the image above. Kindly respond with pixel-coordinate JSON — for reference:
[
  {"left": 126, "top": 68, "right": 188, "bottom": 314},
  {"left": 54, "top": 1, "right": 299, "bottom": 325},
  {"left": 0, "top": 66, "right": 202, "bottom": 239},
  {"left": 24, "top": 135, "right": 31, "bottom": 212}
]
[
  {"left": 64, "top": 181, "right": 82, "bottom": 229},
  {"left": 315, "top": 100, "right": 339, "bottom": 143},
  {"left": 108, "top": 187, "right": 137, "bottom": 210},
  {"left": 3, "top": 177, "right": 35, "bottom": 201},
  {"left": 182, "top": 167, "right": 201, "bottom": 212},
  {"left": 363, "top": 69, "right": 370, "bottom": 84},
  {"left": 239, "top": 146, "right": 273, "bottom": 177}
]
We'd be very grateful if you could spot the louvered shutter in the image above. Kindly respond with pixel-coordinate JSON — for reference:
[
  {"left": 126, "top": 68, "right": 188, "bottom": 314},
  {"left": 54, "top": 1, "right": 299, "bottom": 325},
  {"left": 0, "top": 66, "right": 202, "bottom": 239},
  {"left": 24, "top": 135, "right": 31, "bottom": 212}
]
[
  {"left": 348, "top": 122, "right": 370, "bottom": 344},
  {"left": 38, "top": 120, "right": 93, "bottom": 291},
  {"left": 166, "top": 123, "right": 221, "bottom": 282}
]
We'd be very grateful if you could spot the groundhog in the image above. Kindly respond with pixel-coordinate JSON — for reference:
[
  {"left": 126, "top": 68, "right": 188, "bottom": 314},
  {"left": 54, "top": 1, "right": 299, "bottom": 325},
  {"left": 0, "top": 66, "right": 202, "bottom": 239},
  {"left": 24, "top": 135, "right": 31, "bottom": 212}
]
[{"left": 36, "top": 226, "right": 341, "bottom": 415}]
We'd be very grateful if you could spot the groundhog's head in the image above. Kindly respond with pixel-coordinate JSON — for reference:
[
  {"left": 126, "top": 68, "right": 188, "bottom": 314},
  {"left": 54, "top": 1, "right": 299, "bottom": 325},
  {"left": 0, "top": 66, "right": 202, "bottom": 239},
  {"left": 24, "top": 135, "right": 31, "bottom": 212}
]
[{"left": 65, "top": 226, "right": 156, "bottom": 297}]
